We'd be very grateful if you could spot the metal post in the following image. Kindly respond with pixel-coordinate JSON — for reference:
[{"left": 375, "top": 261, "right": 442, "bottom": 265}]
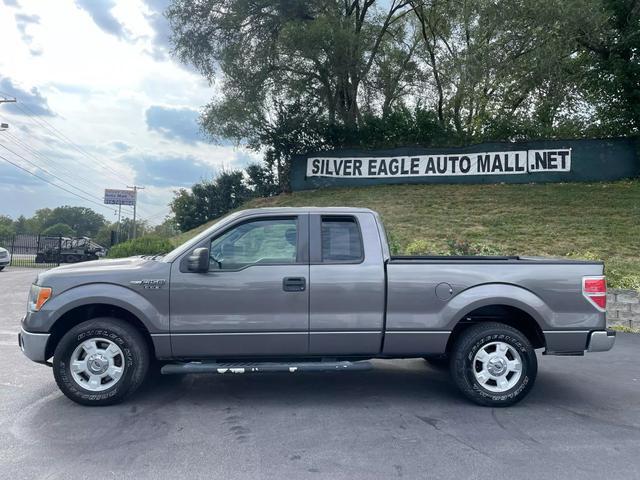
[
  {"left": 117, "top": 204, "right": 121, "bottom": 244},
  {"left": 10, "top": 234, "right": 15, "bottom": 266},
  {"left": 57, "top": 235, "right": 62, "bottom": 266},
  {"left": 126, "top": 185, "right": 145, "bottom": 239}
]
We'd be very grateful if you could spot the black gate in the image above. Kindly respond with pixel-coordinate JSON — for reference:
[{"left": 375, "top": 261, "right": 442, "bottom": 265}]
[{"left": 0, "top": 234, "right": 62, "bottom": 268}]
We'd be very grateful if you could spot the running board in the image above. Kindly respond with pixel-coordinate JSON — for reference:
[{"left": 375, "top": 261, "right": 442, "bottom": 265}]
[{"left": 161, "top": 360, "right": 373, "bottom": 375}]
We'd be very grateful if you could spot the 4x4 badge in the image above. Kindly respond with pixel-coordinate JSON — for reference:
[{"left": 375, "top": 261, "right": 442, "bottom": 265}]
[{"left": 130, "top": 279, "right": 166, "bottom": 289}]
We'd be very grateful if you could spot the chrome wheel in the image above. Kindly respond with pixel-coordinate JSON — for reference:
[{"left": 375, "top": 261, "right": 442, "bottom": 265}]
[
  {"left": 70, "top": 338, "right": 125, "bottom": 392},
  {"left": 472, "top": 341, "right": 522, "bottom": 393}
]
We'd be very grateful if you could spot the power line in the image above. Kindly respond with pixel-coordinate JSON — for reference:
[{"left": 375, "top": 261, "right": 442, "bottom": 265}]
[
  {"left": 0, "top": 132, "right": 135, "bottom": 216},
  {"left": 7, "top": 101, "right": 131, "bottom": 187},
  {"left": 1, "top": 127, "right": 117, "bottom": 195},
  {"left": 0, "top": 141, "right": 107, "bottom": 203},
  {"left": 15, "top": 102, "right": 131, "bottom": 185},
  {"left": 139, "top": 207, "right": 172, "bottom": 222},
  {"left": 0, "top": 152, "right": 122, "bottom": 213}
]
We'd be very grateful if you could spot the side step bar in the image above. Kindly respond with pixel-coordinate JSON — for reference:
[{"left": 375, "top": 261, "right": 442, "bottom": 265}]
[{"left": 161, "top": 360, "right": 373, "bottom": 375}]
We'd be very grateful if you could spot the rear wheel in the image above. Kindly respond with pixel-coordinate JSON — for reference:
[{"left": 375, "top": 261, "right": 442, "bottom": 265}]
[
  {"left": 53, "top": 318, "right": 149, "bottom": 406},
  {"left": 0, "top": 266, "right": 4, "bottom": 271},
  {"left": 450, "top": 322, "right": 537, "bottom": 407}
]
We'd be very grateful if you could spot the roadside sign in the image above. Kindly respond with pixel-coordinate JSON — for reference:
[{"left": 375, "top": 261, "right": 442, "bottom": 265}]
[{"left": 104, "top": 189, "right": 136, "bottom": 206}]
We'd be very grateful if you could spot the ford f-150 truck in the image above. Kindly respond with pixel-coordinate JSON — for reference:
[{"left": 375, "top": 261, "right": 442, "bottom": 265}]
[{"left": 19, "top": 207, "right": 615, "bottom": 407}]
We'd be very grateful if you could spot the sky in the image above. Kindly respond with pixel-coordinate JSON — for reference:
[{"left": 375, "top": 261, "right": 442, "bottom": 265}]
[{"left": 0, "top": 0, "right": 258, "bottom": 225}]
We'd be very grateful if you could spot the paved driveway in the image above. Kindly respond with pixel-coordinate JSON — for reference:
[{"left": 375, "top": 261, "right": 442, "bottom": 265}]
[{"left": 1, "top": 267, "right": 639, "bottom": 480}]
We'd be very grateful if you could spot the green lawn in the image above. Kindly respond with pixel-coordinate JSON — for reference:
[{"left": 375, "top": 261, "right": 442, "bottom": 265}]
[{"left": 175, "top": 180, "right": 640, "bottom": 290}]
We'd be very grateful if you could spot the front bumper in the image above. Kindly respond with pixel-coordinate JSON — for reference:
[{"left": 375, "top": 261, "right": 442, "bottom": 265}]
[
  {"left": 587, "top": 329, "right": 616, "bottom": 352},
  {"left": 18, "top": 328, "right": 50, "bottom": 363}
]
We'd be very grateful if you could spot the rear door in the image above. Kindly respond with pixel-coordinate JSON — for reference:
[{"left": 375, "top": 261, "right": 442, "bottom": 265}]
[
  {"left": 170, "top": 214, "right": 310, "bottom": 358},
  {"left": 308, "top": 212, "right": 386, "bottom": 355}
]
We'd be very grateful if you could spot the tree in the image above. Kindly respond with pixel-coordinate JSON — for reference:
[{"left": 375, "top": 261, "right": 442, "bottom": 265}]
[
  {"left": 13, "top": 215, "right": 27, "bottom": 234},
  {"left": 23, "top": 206, "right": 107, "bottom": 236},
  {"left": 567, "top": 0, "right": 640, "bottom": 134},
  {"left": 0, "top": 215, "right": 15, "bottom": 238},
  {"left": 246, "top": 163, "right": 280, "bottom": 198},
  {"left": 171, "top": 170, "right": 250, "bottom": 231},
  {"left": 41, "top": 223, "right": 75, "bottom": 236},
  {"left": 44, "top": 206, "right": 106, "bottom": 237},
  {"left": 152, "top": 217, "right": 180, "bottom": 238}
]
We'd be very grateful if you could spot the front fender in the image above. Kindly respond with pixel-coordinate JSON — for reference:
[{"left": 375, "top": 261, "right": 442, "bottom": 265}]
[
  {"left": 441, "top": 283, "right": 552, "bottom": 330},
  {"left": 23, "top": 283, "right": 169, "bottom": 334}
]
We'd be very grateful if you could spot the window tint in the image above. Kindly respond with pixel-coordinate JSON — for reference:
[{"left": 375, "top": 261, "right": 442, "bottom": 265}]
[
  {"left": 321, "top": 217, "right": 363, "bottom": 262},
  {"left": 210, "top": 218, "right": 297, "bottom": 270}
]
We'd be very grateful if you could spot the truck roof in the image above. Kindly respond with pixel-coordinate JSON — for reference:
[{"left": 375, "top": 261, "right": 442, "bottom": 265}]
[{"left": 237, "top": 206, "right": 378, "bottom": 216}]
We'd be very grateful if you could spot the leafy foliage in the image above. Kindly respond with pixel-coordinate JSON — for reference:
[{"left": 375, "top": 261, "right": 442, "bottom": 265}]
[
  {"left": 107, "top": 236, "right": 175, "bottom": 258},
  {"left": 41, "top": 223, "right": 75, "bottom": 236},
  {"left": 171, "top": 169, "right": 250, "bottom": 231},
  {"left": 168, "top": 0, "right": 640, "bottom": 192}
]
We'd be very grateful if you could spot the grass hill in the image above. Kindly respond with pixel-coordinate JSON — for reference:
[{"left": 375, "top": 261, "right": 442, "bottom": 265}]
[{"left": 174, "top": 180, "right": 640, "bottom": 290}]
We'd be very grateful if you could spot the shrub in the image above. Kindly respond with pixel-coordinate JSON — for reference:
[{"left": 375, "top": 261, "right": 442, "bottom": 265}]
[
  {"left": 405, "top": 239, "right": 445, "bottom": 255},
  {"left": 386, "top": 231, "right": 403, "bottom": 255},
  {"left": 567, "top": 251, "right": 640, "bottom": 291},
  {"left": 446, "top": 239, "right": 504, "bottom": 256},
  {"left": 107, "top": 236, "right": 174, "bottom": 258}
]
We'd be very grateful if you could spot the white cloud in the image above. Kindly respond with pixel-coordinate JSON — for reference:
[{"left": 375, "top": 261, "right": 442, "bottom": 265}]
[{"left": 0, "top": 0, "right": 259, "bottom": 224}]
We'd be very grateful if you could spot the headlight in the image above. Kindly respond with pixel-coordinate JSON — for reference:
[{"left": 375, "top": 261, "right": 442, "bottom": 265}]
[{"left": 28, "top": 284, "right": 52, "bottom": 312}]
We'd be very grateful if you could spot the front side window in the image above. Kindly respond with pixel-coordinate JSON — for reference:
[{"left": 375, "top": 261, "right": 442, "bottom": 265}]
[
  {"left": 321, "top": 217, "right": 363, "bottom": 262},
  {"left": 210, "top": 218, "right": 298, "bottom": 270}
]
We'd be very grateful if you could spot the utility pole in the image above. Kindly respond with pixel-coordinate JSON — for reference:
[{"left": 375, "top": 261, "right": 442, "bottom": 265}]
[
  {"left": 116, "top": 204, "right": 122, "bottom": 243},
  {"left": 126, "top": 185, "right": 144, "bottom": 239}
]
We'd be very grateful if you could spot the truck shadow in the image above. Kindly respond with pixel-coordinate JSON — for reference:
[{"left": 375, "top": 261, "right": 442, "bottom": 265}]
[{"left": 134, "top": 359, "right": 462, "bottom": 407}]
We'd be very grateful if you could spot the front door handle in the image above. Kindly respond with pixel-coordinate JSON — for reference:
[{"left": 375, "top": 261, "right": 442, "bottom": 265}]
[{"left": 283, "top": 277, "right": 306, "bottom": 292}]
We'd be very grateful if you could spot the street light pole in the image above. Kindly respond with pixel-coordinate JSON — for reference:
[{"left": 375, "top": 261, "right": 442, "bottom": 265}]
[{"left": 126, "top": 185, "right": 145, "bottom": 239}]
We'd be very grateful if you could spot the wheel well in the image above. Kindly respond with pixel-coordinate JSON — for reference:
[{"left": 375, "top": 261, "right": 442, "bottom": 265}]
[
  {"left": 45, "top": 304, "right": 155, "bottom": 360},
  {"left": 445, "top": 304, "right": 545, "bottom": 352}
]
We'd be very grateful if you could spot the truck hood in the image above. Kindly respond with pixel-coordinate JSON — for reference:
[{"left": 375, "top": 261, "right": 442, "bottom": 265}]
[
  {"left": 48, "top": 256, "right": 151, "bottom": 273},
  {"left": 35, "top": 256, "right": 172, "bottom": 295}
]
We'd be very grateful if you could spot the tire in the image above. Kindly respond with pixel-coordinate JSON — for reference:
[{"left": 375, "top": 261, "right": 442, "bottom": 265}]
[
  {"left": 450, "top": 322, "right": 537, "bottom": 407},
  {"left": 423, "top": 355, "right": 449, "bottom": 369},
  {"left": 53, "top": 318, "right": 150, "bottom": 406},
  {"left": 0, "top": 266, "right": 4, "bottom": 271}
]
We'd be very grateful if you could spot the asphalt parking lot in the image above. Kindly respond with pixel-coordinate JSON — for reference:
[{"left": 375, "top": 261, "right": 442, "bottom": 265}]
[{"left": 1, "top": 267, "right": 639, "bottom": 479}]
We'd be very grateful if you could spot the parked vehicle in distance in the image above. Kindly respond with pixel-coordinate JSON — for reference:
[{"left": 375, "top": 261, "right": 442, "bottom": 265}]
[
  {"left": 0, "top": 247, "right": 10, "bottom": 271},
  {"left": 19, "top": 207, "right": 615, "bottom": 407},
  {"left": 35, "top": 236, "right": 106, "bottom": 264}
]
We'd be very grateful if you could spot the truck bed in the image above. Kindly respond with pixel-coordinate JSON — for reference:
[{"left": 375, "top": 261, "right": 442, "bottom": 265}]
[{"left": 389, "top": 255, "right": 603, "bottom": 264}]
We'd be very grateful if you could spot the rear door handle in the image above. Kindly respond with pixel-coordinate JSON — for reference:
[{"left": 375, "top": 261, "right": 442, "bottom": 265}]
[{"left": 283, "top": 277, "right": 306, "bottom": 292}]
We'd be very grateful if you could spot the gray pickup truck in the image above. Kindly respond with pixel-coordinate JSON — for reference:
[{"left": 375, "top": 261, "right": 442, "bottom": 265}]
[{"left": 19, "top": 207, "right": 615, "bottom": 407}]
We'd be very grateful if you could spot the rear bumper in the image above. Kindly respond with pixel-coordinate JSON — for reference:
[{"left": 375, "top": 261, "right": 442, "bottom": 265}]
[
  {"left": 587, "top": 329, "right": 616, "bottom": 352},
  {"left": 18, "top": 328, "right": 50, "bottom": 363}
]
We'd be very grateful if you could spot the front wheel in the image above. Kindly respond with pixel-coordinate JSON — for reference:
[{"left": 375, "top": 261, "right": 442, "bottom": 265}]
[
  {"left": 53, "top": 318, "right": 149, "bottom": 406},
  {"left": 450, "top": 322, "right": 537, "bottom": 407}
]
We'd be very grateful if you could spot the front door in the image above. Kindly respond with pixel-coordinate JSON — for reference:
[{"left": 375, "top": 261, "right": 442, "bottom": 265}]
[{"left": 170, "top": 214, "right": 309, "bottom": 358}]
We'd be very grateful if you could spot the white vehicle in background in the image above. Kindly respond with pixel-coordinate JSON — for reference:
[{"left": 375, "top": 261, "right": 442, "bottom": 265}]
[{"left": 0, "top": 247, "right": 11, "bottom": 271}]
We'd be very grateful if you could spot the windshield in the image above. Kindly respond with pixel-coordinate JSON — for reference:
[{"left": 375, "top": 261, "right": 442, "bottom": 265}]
[{"left": 162, "top": 211, "right": 244, "bottom": 263}]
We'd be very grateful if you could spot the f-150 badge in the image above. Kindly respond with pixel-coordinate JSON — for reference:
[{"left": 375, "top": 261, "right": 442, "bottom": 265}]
[{"left": 130, "top": 279, "right": 166, "bottom": 289}]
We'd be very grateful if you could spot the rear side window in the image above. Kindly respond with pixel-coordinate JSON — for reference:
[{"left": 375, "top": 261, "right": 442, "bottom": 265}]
[{"left": 321, "top": 217, "right": 363, "bottom": 262}]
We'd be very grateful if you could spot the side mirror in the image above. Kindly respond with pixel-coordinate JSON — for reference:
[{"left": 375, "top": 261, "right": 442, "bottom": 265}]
[{"left": 187, "top": 247, "right": 209, "bottom": 273}]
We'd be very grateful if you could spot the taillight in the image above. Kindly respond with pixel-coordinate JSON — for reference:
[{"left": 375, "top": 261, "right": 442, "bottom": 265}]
[{"left": 582, "top": 276, "right": 606, "bottom": 311}]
